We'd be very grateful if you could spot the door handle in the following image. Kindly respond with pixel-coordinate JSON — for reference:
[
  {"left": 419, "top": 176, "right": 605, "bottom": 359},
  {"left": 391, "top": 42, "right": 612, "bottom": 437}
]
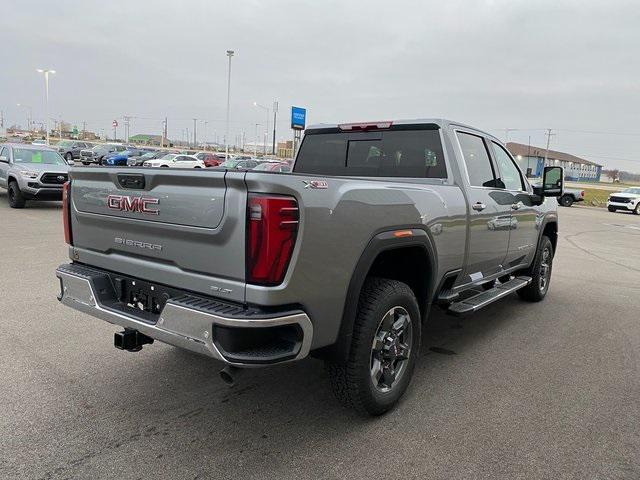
[
  {"left": 472, "top": 202, "right": 486, "bottom": 211},
  {"left": 511, "top": 202, "right": 522, "bottom": 210}
]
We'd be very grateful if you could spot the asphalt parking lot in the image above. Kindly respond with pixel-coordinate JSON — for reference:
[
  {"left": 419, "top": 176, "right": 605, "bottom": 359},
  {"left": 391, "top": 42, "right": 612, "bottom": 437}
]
[{"left": 1, "top": 197, "right": 639, "bottom": 480}]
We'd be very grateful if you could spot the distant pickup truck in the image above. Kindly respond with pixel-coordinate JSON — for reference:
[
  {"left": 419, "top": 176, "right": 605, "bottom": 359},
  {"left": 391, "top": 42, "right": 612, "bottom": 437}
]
[
  {"left": 56, "top": 119, "right": 564, "bottom": 415},
  {"left": 558, "top": 187, "right": 584, "bottom": 207}
]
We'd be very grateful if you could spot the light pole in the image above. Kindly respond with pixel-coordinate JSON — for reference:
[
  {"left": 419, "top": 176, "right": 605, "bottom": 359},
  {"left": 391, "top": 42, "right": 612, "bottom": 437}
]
[
  {"left": 272, "top": 101, "right": 278, "bottom": 156},
  {"left": 16, "top": 103, "right": 33, "bottom": 132},
  {"left": 36, "top": 69, "right": 55, "bottom": 145},
  {"left": 253, "top": 102, "right": 270, "bottom": 156},
  {"left": 254, "top": 123, "right": 261, "bottom": 157},
  {"left": 225, "top": 50, "right": 234, "bottom": 159}
]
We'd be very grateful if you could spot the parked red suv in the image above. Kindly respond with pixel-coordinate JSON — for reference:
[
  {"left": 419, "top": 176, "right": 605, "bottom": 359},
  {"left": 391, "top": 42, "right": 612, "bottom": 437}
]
[{"left": 195, "top": 152, "right": 225, "bottom": 167}]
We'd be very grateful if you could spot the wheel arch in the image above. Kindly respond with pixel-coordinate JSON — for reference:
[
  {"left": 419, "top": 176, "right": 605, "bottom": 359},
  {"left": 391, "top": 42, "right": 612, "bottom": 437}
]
[
  {"left": 316, "top": 228, "right": 437, "bottom": 362},
  {"left": 540, "top": 216, "right": 558, "bottom": 253}
]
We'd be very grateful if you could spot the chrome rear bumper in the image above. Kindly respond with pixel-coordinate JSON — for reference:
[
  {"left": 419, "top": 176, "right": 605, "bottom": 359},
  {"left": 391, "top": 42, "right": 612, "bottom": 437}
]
[{"left": 56, "top": 263, "right": 313, "bottom": 367}]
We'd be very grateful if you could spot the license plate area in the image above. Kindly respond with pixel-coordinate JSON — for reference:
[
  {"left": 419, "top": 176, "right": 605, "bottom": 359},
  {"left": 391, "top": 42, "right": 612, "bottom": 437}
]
[{"left": 101, "top": 275, "right": 187, "bottom": 323}]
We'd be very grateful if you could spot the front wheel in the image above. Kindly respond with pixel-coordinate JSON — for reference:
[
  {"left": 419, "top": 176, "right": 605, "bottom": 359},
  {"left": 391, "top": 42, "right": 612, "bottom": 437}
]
[
  {"left": 608, "top": 206, "right": 617, "bottom": 213},
  {"left": 326, "top": 277, "right": 421, "bottom": 416},
  {"left": 8, "top": 181, "right": 26, "bottom": 208},
  {"left": 559, "top": 195, "right": 574, "bottom": 207},
  {"left": 634, "top": 203, "right": 640, "bottom": 215},
  {"left": 517, "top": 236, "right": 554, "bottom": 302}
]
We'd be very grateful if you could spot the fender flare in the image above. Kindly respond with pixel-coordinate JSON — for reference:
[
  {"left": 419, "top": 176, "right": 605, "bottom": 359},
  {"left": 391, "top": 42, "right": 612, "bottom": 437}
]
[
  {"left": 537, "top": 213, "right": 558, "bottom": 253},
  {"left": 318, "top": 227, "right": 437, "bottom": 362}
]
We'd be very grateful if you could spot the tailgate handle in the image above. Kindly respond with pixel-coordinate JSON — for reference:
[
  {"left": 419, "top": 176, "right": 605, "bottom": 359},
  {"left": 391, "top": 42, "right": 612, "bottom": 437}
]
[{"left": 117, "top": 174, "right": 146, "bottom": 190}]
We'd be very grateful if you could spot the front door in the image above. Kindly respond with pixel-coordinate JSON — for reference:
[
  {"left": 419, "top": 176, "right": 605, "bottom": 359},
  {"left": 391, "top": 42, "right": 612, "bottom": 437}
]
[
  {"left": 489, "top": 141, "right": 538, "bottom": 269},
  {"left": 456, "top": 131, "right": 512, "bottom": 284}
]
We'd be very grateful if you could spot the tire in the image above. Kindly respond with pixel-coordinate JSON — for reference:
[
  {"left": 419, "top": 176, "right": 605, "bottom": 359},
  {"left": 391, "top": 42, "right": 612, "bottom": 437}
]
[
  {"left": 65, "top": 152, "right": 73, "bottom": 162},
  {"left": 82, "top": 162, "right": 89, "bottom": 166},
  {"left": 160, "top": 165, "right": 169, "bottom": 168},
  {"left": 325, "top": 277, "right": 421, "bottom": 416},
  {"left": 8, "top": 181, "right": 26, "bottom": 208},
  {"left": 634, "top": 203, "right": 640, "bottom": 215},
  {"left": 608, "top": 206, "right": 617, "bottom": 213},
  {"left": 559, "top": 195, "right": 573, "bottom": 207},
  {"left": 517, "top": 236, "right": 554, "bottom": 302}
]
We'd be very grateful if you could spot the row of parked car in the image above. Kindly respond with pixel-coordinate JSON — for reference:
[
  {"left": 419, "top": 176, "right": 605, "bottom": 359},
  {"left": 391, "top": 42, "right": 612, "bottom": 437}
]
[{"left": 61, "top": 141, "right": 292, "bottom": 172}]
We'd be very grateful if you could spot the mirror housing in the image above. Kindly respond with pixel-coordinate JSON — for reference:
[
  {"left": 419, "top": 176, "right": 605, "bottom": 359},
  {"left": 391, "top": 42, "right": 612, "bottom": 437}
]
[
  {"left": 533, "top": 166, "right": 564, "bottom": 198},
  {"left": 0, "top": 155, "right": 8, "bottom": 163}
]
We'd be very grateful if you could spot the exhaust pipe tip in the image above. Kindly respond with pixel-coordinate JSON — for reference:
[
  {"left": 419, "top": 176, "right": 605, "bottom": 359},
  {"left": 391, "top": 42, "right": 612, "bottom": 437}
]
[{"left": 220, "top": 365, "right": 241, "bottom": 386}]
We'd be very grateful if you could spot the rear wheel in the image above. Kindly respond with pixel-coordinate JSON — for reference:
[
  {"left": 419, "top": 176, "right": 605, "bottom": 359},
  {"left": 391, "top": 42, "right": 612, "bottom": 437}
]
[
  {"left": 82, "top": 162, "right": 89, "bottom": 166},
  {"left": 634, "top": 203, "right": 640, "bottom": 215},
  {"left": 608, "top": 206, "right": 617, "bottom": 212},
  {"left": 160, "top": 165, "right": 169, "bottom": 168},
  {"left": 326, "top": 277, "right": 421, "bottom": 416},
  {"left": 559, "top": 195, "right": 574, "bottom": 207},
  {"left": 8, "top": 181, "right": 26, "bottom": 208},
  {"left": 517, "top": 236, "right": 553, "bottom": 302}
]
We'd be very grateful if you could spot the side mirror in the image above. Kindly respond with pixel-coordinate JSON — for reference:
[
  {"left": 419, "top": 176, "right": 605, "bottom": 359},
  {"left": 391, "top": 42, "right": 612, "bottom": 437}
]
[
  {"left": 541, "top": 166, "right": 564, "bottom": 197},
  {"left": 67, "top": 159, "right": 75, "bottom": 166},
  {"left": 0, "top": 155, "right": 8, "bottom": 163}
]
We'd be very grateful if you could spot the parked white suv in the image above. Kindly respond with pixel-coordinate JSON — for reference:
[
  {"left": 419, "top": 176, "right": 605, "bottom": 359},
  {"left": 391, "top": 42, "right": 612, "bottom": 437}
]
[
  {"left": 143, "top": 154, "right": 204, "bottom": 168},
  {"left": 608, "top": 187, "right": 640, "bottom": 214}
]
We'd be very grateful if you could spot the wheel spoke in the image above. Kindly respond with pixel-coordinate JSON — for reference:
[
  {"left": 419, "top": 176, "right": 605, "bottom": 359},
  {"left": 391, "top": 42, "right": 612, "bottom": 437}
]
[
  {"left": 371, "top": 359, "right": 383, "bottom": 385},
  {"left": 392, "top": 314, "right": 408, "bottom": 335},
  {"left": 380, "top": 365, "right": 396, "bottom": 388},
  {"left": 396, "top": 342, "right": 410, "bottom": 361}
]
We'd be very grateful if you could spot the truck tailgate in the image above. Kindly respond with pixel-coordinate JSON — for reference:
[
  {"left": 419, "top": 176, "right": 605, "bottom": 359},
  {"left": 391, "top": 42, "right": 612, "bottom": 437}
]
[{"left": 69, "top": 168, "right": 247, "bottom": 303}]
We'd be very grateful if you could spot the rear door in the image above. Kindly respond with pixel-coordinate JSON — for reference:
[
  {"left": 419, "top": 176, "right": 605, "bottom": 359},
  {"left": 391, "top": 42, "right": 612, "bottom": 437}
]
[
  {"left": 455, "top": 130, "right": 512, "bottom": 283},
  {"left": 69, "top": 168, "right": 248, "bottom": 303},
  {"left": 0, "top": 147, "right": 9, "bottom": 187}
]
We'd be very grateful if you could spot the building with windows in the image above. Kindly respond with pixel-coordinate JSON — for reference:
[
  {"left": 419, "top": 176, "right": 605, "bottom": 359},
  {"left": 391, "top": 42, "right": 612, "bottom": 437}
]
[{"left": 506, "top": 142, "right": 602, "bottom": 182}]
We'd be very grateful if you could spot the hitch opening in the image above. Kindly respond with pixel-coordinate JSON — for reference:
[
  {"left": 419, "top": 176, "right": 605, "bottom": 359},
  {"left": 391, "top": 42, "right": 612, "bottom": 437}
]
[{"left": 114, "top": 328, "right": 154, "bottom": 352}]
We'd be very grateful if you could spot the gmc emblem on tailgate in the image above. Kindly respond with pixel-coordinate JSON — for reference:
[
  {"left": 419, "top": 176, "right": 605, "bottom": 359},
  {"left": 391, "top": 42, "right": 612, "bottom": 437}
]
[{"left": 107, "top": 195, "right": 159, "bottom": 215}]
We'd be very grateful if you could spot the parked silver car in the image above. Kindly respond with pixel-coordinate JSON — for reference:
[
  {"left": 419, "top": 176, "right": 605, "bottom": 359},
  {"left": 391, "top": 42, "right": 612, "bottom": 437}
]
[{"left": 0, "top": 143, "right": 70, "bottom": 208}]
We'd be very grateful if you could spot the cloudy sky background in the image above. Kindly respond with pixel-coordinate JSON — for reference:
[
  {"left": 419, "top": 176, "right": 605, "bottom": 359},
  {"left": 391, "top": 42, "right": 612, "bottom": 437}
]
[{"left": 1, "top": 0, "right": 639, "bottom": 170}]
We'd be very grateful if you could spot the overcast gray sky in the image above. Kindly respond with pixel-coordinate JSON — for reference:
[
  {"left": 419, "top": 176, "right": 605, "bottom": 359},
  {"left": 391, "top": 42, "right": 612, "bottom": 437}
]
[{"left": 1, "top": 0, "right": 639, "bottom": 171}]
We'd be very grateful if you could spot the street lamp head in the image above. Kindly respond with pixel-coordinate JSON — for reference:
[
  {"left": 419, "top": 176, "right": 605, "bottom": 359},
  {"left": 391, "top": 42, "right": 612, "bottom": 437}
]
[
  {"left": 37, "top": 69, "right": 44, "bottom": 73},
  {"left": 226, "top": 50, "right": 235, "bottom": 57}
]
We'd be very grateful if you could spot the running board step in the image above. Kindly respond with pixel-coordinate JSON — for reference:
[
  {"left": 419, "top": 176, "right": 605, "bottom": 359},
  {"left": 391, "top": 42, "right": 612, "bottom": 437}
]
[{"left": 447, "top": 276, "right": 532, "bottom": 316}]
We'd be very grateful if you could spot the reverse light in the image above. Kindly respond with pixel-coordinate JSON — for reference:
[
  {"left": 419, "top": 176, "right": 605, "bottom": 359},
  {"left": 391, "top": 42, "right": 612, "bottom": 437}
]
[
  {"left": 246, "top": 194, "right": 299, "bottom": 286},
  {"left": 62, "top": 181, "right": 73, "bottom": 245}
]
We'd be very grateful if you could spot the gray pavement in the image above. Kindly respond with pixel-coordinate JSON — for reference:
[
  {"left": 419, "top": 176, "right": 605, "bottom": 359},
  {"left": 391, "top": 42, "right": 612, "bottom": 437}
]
[{"left": 1, "top": 196, "right": 639, "bottom": 480}]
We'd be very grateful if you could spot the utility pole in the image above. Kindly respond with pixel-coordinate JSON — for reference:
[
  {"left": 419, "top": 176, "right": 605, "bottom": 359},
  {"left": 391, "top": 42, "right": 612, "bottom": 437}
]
[
  {"left": 193, "top": 118, "right": 197, "bottom": 148},
  {"left": 204, "top": 120, "right": 208, "bottom": 147},
  {"left": 544, "top": 129, "right": 555, "bottom": 164},
  {"left": 82, "top": 121, "right": 86, "bottom": 140},
  {"left": 225, "top": 50, "right": 235, "bottom": 159},
  {"left": 272, "top": 101, "right": 278, "bottom": 155}
]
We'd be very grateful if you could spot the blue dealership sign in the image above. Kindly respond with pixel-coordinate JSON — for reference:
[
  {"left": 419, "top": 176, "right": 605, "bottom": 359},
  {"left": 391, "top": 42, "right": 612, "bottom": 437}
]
[{"left": 291, "top": 106, "right": 306, "bottom": 130}]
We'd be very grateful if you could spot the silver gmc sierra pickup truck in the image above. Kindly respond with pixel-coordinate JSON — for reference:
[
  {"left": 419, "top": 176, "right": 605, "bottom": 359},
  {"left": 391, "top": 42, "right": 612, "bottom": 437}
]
[{"left": 56, "top": 119, "right": 564, "bottom": 415}]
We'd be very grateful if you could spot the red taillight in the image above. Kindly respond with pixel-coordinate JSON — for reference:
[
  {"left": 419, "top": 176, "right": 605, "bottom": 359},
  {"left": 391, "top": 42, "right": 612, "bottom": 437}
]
[
  {"left": 62, "top": 181, "right": 73, "bottom": 245},
  {"left": 338, "top": 121, "right": 393, "bottom": 131},
  {"left": 246, "top": 194, "right": 299, "bottom": 286}
]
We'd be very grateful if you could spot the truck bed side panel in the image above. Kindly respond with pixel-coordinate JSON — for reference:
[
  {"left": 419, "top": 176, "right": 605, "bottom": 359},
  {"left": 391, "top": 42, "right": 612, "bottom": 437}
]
[{"left": 243, "top": 172, "right": 467, "bottom": 349}]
